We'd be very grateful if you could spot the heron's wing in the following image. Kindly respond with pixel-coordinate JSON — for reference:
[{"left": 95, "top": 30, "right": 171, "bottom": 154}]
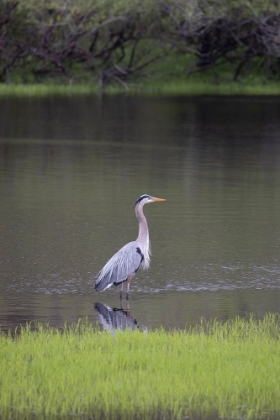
[{"left": 95, "top": 241, "right": 143, "bottom": 292}]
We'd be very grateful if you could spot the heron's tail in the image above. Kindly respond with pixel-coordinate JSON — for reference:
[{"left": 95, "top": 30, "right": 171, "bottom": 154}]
[
  {"left": 94, "top": 272, "right": 114, "bottom": 292},
  {"left": 95, "top": 280, "right": 108, "bottom": 292}
]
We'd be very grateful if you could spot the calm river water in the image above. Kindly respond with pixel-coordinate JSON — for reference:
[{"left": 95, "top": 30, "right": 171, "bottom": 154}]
[{"left": 1, "top": 94, "right": 280, "bottom": 332}]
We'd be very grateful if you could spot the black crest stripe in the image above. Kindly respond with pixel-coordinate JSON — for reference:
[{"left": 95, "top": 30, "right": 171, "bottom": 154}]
[{"left": 135, "top": 194, "right": 150, "bottom": 206}]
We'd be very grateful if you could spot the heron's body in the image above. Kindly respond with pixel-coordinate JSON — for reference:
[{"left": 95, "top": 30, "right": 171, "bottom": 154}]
[
  {"left": 94, "top": 194, "right": 165, "bottom": 297},
  {"left": 94, "top": 241, "right": 143, "bottom": 292}
]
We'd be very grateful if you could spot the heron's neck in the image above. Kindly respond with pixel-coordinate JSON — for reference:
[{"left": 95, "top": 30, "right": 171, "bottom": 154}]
[{"left": 135, "top": 204, "right": 150, "bottom": 268}]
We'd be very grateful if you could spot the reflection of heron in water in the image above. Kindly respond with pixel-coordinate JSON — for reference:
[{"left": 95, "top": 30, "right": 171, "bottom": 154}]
[
  {"left": 94, "top": 194, "right": 166, "bottom": 299},
  {"left": 94, "top": 301, "right": 146, "bottom": 333}
]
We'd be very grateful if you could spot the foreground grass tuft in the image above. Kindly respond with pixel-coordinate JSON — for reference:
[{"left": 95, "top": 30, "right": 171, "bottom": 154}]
[{"left": 0, "top": 315, "right": 280, "bottom": 419}]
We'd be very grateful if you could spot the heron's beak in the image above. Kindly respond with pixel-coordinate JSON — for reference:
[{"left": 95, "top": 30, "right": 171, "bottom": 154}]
[{"left": 152, "top": 197, "right": 166, "bottom": 202}]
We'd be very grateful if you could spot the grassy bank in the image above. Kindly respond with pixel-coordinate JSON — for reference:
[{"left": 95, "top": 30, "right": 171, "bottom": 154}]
[
  {"left": 1, "top": 80, "right": 280, "bottom": 97},
  {"left": 1, "top": 53, "right": 280, "bottom": 97},
  {"left": 1, "top": 315, "right": 280, "bottom": 419},
  {"left": 2, "top": 0, "right": 280, "bottom": 89}
]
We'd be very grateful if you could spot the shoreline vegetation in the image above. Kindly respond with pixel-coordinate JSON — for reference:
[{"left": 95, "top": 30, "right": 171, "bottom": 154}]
[
  {"left": 2, "top": 80, "right": 280, "bottom": 96},
  {"left": 1, "top": 0, "right": 280, "bottom": 96},
  {"left": 1, "top": 314, "right": 280, "bottom": 419}
]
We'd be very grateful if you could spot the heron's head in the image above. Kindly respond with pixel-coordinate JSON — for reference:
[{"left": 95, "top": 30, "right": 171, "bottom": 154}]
[{"left": 135, "top": 194, "right": 166, "bottom": 207}]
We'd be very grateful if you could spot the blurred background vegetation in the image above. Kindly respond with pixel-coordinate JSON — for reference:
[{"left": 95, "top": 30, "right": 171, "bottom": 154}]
[{"left": 1, "top": 0, "right": 280, "bottom": 87}]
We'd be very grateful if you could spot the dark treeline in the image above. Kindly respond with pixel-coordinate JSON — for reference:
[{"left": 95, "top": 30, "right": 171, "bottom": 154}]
[{"left": 1, "top": 0, "right": 280, "bottom": 86}]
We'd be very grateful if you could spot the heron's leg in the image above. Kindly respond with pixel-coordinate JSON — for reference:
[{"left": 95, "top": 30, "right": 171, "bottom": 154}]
[
  {"left": 126, "top": 275, "right": 132, "bottom": 300},
  {"left": 120, "top": 282, "right": 124, "bottom": 303}
]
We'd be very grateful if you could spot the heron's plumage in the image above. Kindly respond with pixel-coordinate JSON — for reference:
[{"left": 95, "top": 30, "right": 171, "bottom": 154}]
[{"left": 95, "top": 241, "right": 142, "bottom": 292}]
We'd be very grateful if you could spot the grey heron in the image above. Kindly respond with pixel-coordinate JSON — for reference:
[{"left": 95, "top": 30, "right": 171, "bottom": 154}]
[{"left": 94, "top": 194, "right": 166, "bottom": 298}]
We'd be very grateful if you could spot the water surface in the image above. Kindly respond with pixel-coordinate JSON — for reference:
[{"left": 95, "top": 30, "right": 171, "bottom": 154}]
[{"left": 1, "top": 95, "right": 280, "bottom": 331}]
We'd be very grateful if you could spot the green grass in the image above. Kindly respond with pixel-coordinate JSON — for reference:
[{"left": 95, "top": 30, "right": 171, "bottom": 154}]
[
  {"left": 0, "top": 84, "right": 99, "bottom": 97},
  {"left": 1, "top": 314, "right": 280, "bottom": 419},
  {"left": 2, "top": 52, "right": 280, "bottom": 97},
  {"left": 1, "top": 81, "right": 280, "bottom": 96},
  {"left": 132, "top": 80, "right": 280, "bottom": 96},
  {"left": 1, "top": 53, "right": 280, "bottom": 97},
  {"left": 1, "top": 74, "right": 280, "bottom": 96}
]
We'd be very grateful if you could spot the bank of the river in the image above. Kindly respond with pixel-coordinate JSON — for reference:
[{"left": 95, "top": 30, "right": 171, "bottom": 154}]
[
  {"left": 1, "top": 80, "right": 280, "bottom": 97},
  {"left": 0, "top": 315, "right": 279, "bottom": 419},
  {"left": 3, "top": 0, "right": 280, "bottom": 92},
  {"left": 1, "top": 54, "right": 280, "bottom": 97}
]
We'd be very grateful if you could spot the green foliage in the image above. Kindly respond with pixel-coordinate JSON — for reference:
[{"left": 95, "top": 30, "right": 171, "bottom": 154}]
[
  {"left": 0, "top": 314, "right": 280, "bottom": 419},
  {"left": 2, "top": 77, "right": 280, "bottom": 96},
  {"left": 1, "top": 0, "right": 280, "bottom": 86}
]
